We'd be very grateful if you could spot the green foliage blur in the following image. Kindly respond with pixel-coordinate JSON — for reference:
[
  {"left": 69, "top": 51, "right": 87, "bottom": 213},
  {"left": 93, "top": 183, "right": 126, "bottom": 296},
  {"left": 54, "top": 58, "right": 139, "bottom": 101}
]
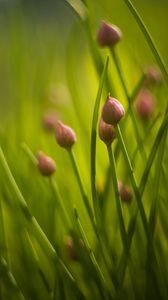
[{"left": 0, "top": 0, "right": 168, "bottom": 299}]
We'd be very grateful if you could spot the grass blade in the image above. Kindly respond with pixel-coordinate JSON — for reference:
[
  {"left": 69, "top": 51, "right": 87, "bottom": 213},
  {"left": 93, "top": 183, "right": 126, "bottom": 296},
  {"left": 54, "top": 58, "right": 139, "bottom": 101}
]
[
  {"left": 90, "top": 56, "right": 109, "bottom": 222},
  {"left": 123, "top": 0, "right": 168, "bottom": 86}
]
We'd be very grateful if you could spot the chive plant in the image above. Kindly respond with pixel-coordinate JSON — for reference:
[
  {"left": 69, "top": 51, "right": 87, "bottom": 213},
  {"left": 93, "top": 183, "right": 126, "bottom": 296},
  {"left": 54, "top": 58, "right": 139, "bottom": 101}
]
[{"left": 0, "top": 0, "right": 168, "bottom": 299}]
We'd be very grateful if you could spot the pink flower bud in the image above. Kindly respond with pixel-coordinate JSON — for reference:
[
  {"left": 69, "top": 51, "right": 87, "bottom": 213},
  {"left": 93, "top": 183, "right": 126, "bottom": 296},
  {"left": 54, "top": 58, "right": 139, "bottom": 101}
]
[
  {"left": 118, "top": 181, "right": 133, "bottom": 204},
  {"left": 97, "top": 21, "right": 122, "bottom": 48},
  {"left": 98, "top": 118, "right": 116, "bottom": 146},
  {"left": 56, "top": 121, "right": 77, "bottom": 149},
  {"left": 135, "top": 89, "right": 155, "bottom": 120},
  {"left": 37, "top": 151, "right": 56, "bottom": 176},
  {"left": 102, "top": 96, "right": 125, "bottom": 125},
  {"left": 42, "top": 110, "right": 58, "bottom": 131},
  {"left": 143, "top": 65, "right": 162, "bottom": 87}
]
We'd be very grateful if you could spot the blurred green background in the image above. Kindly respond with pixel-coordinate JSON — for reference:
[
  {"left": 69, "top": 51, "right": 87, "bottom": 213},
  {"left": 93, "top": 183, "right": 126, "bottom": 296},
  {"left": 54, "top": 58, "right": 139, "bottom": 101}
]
[{"left": 0, "top": 1, "right": 168, "bottom": 299}]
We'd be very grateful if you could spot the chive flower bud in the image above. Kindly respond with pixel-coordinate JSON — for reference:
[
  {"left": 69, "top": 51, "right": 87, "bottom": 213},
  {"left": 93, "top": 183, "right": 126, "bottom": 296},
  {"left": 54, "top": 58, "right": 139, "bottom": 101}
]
[
  {"left": 102, "top": 96, "right": 125, "bottom": 125},
  {"left": 135, "top": 89, "right": 155, "bottom": 120},
  {"left": 56, "top": 121, "right": 77, "bottom": 149},
  {"left": 37, "top": 151, "right": 56, "bottom": 176},
  {"left": 118, "top": 181, "right": 133, "bottom": 204},
  {"left": 42, "top": 110, "right": 58, "bottom": 131},
  {"left": 143, "top": 65, "right": 162, "bottom": 87},
  {"left": 98, "top": 118, "right": 116, "bottom": 146},
  {"left": 97, "top": 21, "right": 122, "bottom": 48}
]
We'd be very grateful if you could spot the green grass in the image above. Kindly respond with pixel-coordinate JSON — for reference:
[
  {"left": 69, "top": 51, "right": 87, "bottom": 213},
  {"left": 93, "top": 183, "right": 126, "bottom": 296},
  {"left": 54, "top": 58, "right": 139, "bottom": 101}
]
[{"left": 0, "top": 0, "right": 168, "bottom": 299}]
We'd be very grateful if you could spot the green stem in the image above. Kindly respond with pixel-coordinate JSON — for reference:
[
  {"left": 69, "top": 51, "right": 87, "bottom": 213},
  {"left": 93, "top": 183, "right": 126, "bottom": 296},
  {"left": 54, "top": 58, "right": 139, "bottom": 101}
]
[
  {"left": 111, "top": 48, "right": 146, "bottom": 160},
  {"left": 74, "top": 207, "right": 115, "bottom": 299},
  {"left": 149, "top": 130, "right": 167, "bottom": 237},
  {"left": 68, "top": 148, "right": 95, "bottom": 224},
  {"left": 90, "top": 56, "right": 109, "bottom": 224},
  {"left": 107, "top": 145, "right": 128, "bottom": 249},
  {"left": 22, "top": 142, "right": 71, "bottom": 229},
  {"left": 0, "top": 256, "right": 26, "bottom": 300},
  {"left": 50, "top": 177, "right": 72, "bottom": 229},
  {"left": 116, "top": 127, "right": 167, "bottom": 298},
  {"left": 123, "top": 0, "right": 168, "bottom": 86},
  {"left": 117, "top": 125, "right": 149, "bottom": 238},
  {"left": 0, "top": 146, "right": 75, "bottom": 284},
  {"left": 68, "top": 150, "right": 115, "bottom": 291},
  {"left": 74, "top": 207, "right": 105, "bottom": 284},
  {"left": 139, "top": 113, "right": 168, "bottom": 196}
]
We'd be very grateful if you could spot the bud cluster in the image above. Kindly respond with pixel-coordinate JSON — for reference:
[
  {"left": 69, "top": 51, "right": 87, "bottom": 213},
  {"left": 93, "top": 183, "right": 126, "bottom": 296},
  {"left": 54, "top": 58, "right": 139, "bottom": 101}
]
[{"left": 98, "top": 95, "right": 125, "bottom": 145}]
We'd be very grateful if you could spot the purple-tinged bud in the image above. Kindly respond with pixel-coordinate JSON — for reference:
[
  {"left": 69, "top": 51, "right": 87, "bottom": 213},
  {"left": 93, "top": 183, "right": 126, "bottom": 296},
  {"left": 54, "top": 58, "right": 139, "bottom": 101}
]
[
  {"left": 102, "top": 96, "right": 125, "bottom": 125},
  {"left": 143, "top": 65, "right": 162, "bottom": 87},
  {"left": 37, "top": 151, "right": 56, "bottom": 176},
  {"left": 97, "top": 21, "right": 122, "bottom": 48},
  {"left": 42, "top": 110, "right": 58, "bottom": 131},
  {"left": 118, "top": 181, "right": 133, "bottom": 204},
  {"left": 98, "top": 118, "right": 116, "bottom": 146},
  {"left": 135, "top": 89, "right": 155, "bottom": 120},
  {"left": 56, "top": 121, "right": 77, "bottom": 149}
]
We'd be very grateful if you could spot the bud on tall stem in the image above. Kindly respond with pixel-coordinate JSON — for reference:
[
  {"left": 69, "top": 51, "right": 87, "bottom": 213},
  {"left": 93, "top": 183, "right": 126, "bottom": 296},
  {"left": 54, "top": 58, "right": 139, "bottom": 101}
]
[
  {"left": 102, "top": 95, "right": 125, "bottom": 125},
  {"left": 97, "top": 21, "right": 122, "bottom": 48},
  {"left": 98, "top": 118, "right": 116, "bottom": 146},
  {"left": 37, "top": 151, "right": 56, "bottom": 176},
  {"left": 56, "top": 121, "right": 77, "bottom": 149},
  {"left": 135, "top": 89, "right": 155, "bottom": 121}
]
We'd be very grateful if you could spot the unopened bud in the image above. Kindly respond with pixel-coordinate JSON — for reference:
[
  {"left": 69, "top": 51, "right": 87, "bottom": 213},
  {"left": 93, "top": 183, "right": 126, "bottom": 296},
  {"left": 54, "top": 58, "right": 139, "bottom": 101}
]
[
  {"left": 98, "top": 118, "right": 116, "bottom": 146},
  {"left": 143, "top": 65, "right": 162, "bottom": 87},
  {"left": 135, "top": 89, "right": 155, "bottom": 120},
  {"left": 56, "top": 121, "right": 77, "bottom": 149},
  {"left": 42, "top": 110, "right": 58, "bottom": 131},
  {"left": 97, "top": 21, "right": 122, "bottom": 48},
  {"left": 102, "top": 96, "right": 125, "bottom": 125},
  {"left": 118, "top": 181, "right": 132, "bottom": 204},
  {"left": 37, "top": 151, "right": 56, "bottom": 176}
]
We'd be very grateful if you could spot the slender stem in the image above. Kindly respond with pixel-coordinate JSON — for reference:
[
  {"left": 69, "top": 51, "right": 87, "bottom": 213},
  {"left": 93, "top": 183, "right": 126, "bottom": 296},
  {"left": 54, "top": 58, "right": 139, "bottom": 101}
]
[
  {"left": 74, "top": 207, "right": 115, "bottom": 299},
  {"left": 22, "top": 142, "right": 71, "bottom": 229},
  {"left": 68, "top": 150, "right": 115, "bottom": 290},
  {"left": 68, "top": 148, "right": 95, "bottom": 224},
  {"left": 50, "top": 177, "right": 72, "bottom": 229},
  {"left": 0, "top": 256, "right": 26, "bottom": 300},
  {"left": 139, "top": 113, "right": 168, "bottom": 196},
  {"left": 117, "top": 126, "right": 149, "bottom": 237},
  {"left": 116, "top": 126, "right": 167, "bottom": 297},
  {"left": 74, "top": 207, "right": 105, "bottom": 284},
  {"left": 111, "top": 48, "right": 146, "bottom": 160},
  {"left": 21, "top": 143, "right": 38, "bottom": 165},
  {"left": 107, "top": 145, "right": 127, "bottom": 248},
  {"left": 0, "top": 146, "right": 75, "bottom": 284},
  {"left": 0, "top": 197, "right": 9, "bottom": 265},
  {"left": 123, "top": 0, "right": 168, "bottom": 86},
  {"left": 149, "top": 130, "right": 167, "bottom": 237},
  {"left": 90, "top": 56, "right": 109, "bottom": 220},
  {"left": 131, "top": 113, "right": 160, "bottom": 166}
]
